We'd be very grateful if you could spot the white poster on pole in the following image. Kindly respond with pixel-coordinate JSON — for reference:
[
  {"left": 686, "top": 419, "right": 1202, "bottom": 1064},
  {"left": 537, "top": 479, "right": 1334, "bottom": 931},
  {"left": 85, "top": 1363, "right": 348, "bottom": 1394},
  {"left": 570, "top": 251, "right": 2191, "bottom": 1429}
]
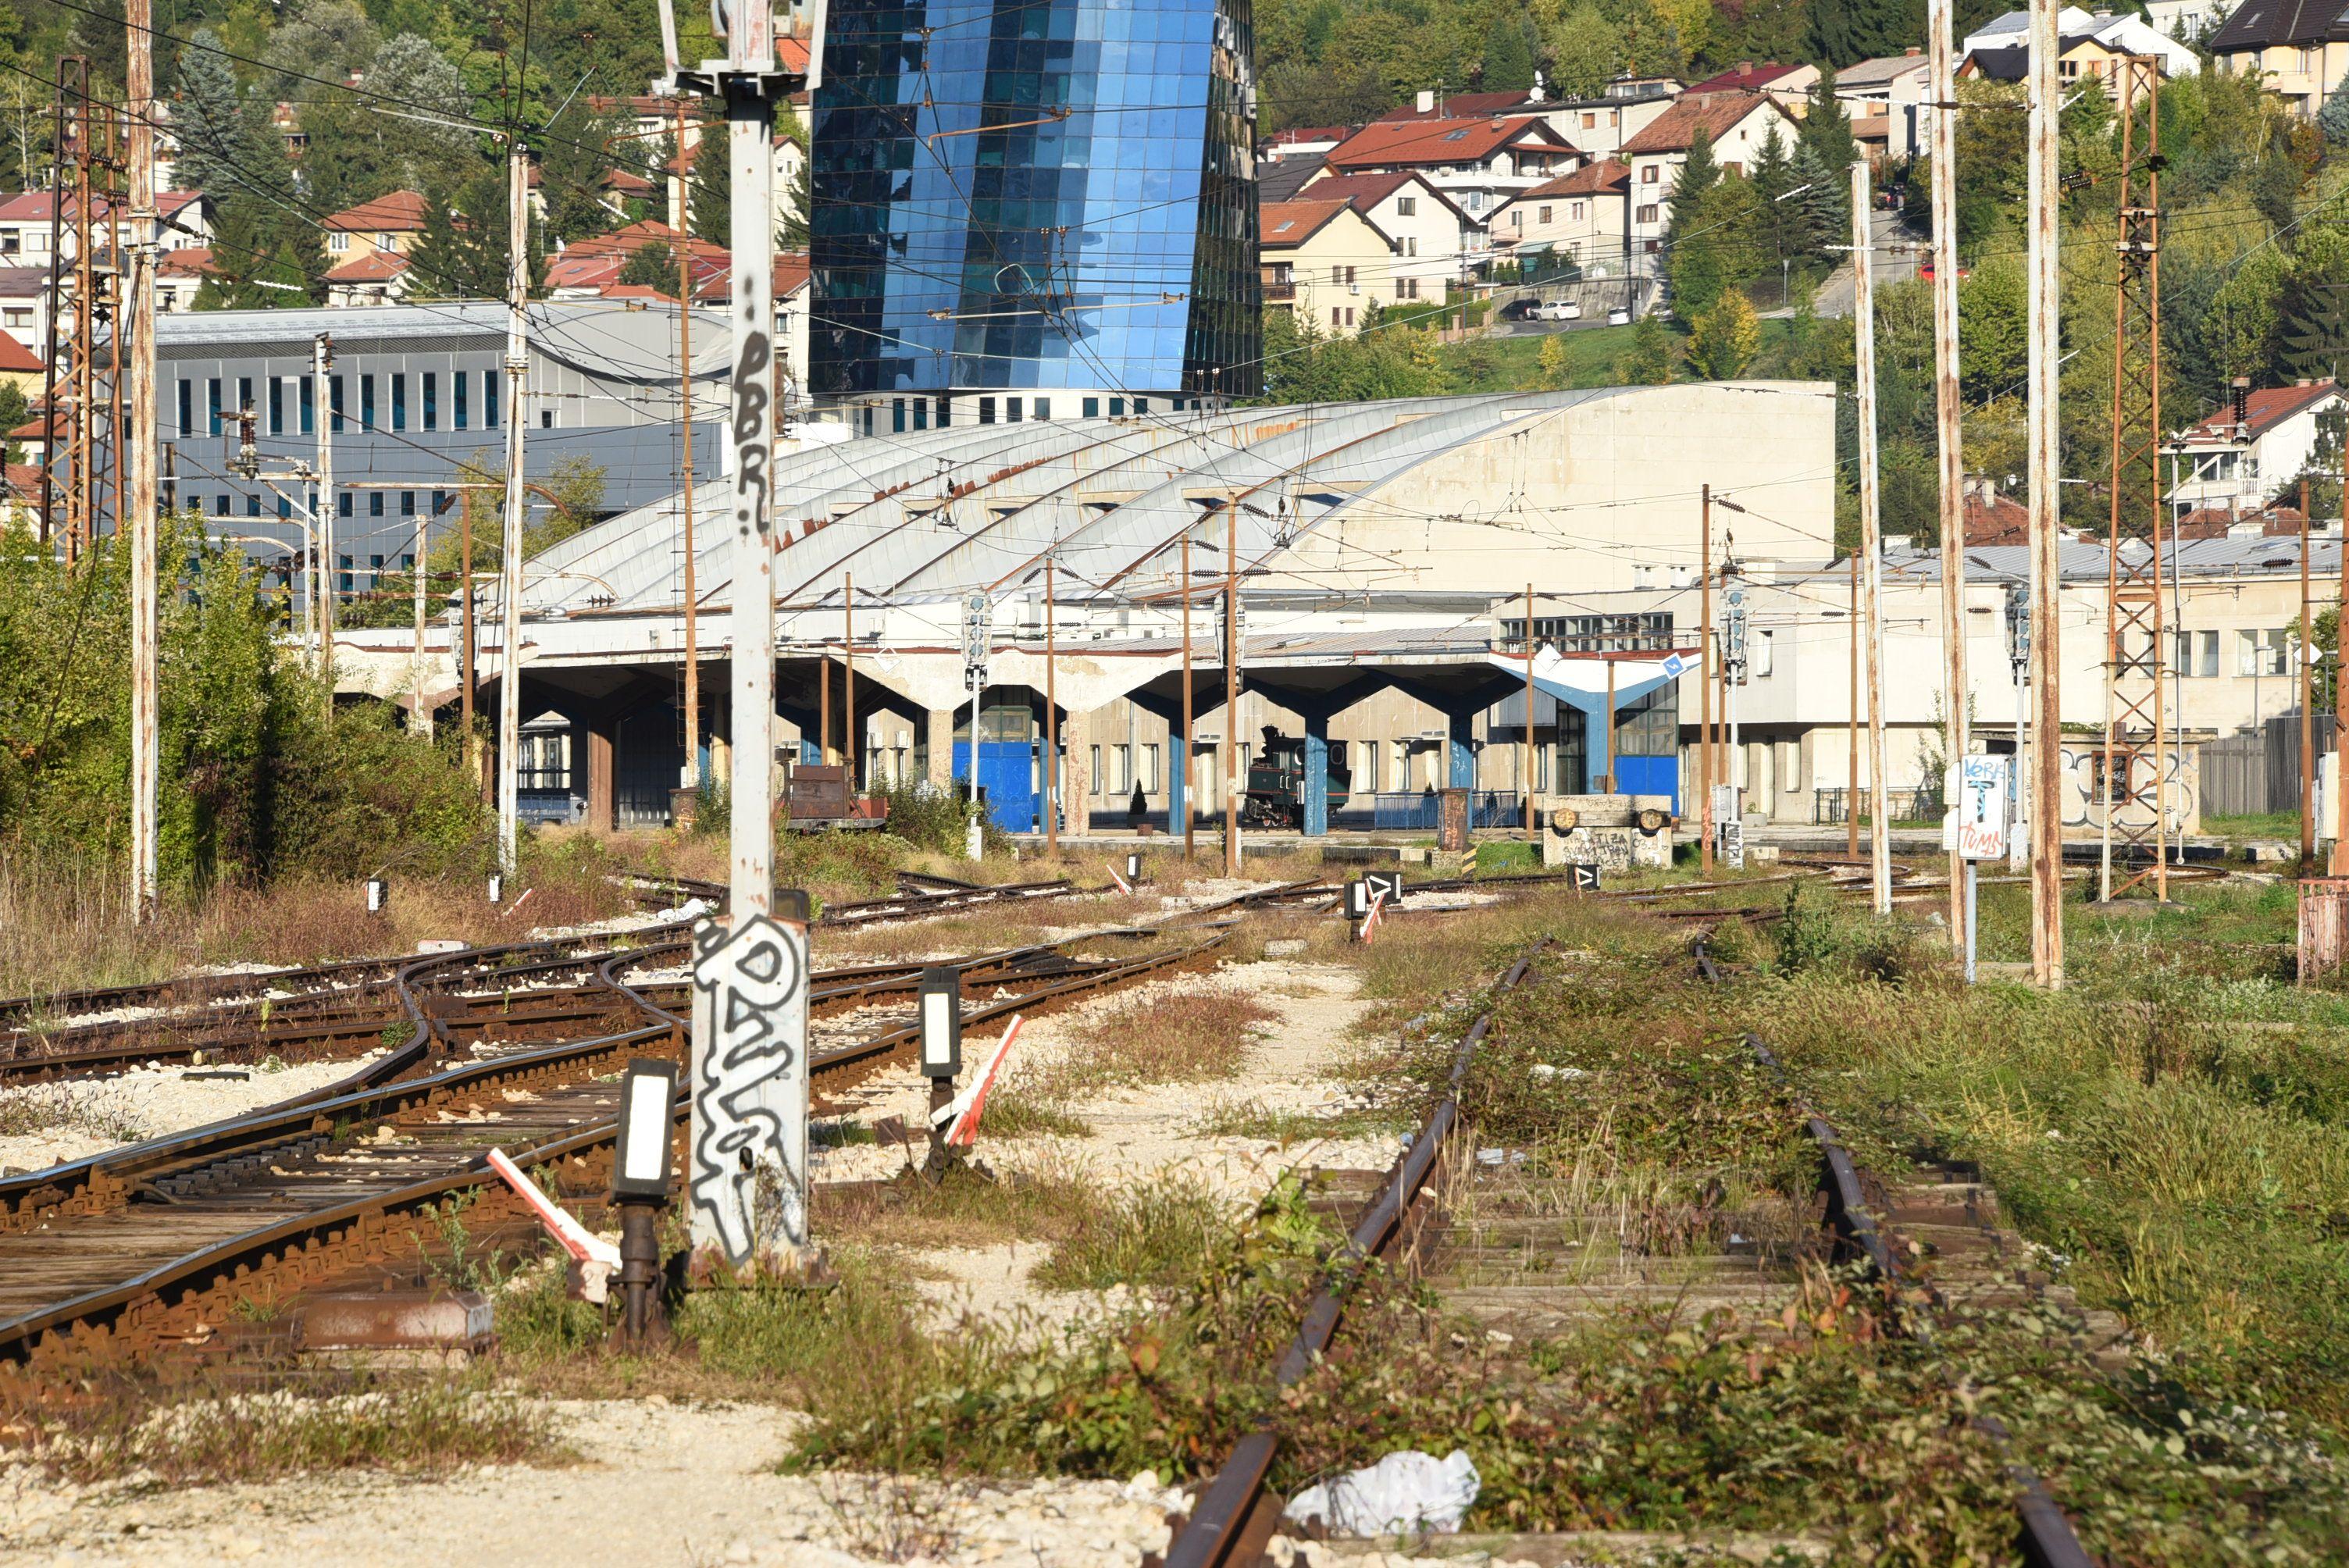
[
  {"left": 688, "top": 906, "right": 810, "bottom": 1270},
  {"left": 1955, "top": 755, "right": 2010, "bottom": 862}
]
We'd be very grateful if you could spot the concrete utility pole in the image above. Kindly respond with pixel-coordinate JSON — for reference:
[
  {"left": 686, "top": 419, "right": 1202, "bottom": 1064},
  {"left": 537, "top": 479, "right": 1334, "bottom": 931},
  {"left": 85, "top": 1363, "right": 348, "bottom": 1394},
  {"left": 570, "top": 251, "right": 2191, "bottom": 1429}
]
[
  {"left": 1852, "top": 161, "right": 1891, "bottom": 914},
  {"left": 1699, "top": 484, "right": 1715, "bottom": 875},
  {"left": 2027, "top": 0, "right": 2066, "bottom": 982},
  {"left": 496, "top": 139, "right": 530, "bottom": 879},
  {"left": 678, "top": 95, "right": 703, "bottom": 791},
  {"left": 313, "top": 333, "right": 335, "bottom": 692},
  {"left": 1848, "top": 552, "right": 1860, "bottom": 857},
  {"left": 1930, "top": 0, "right": 1969, "bottom": 947},
  {"left": 125, "top": 0, "right": 159, "bottom": 921},
  {"left": 2008, "top": 580, "right": 2031, "bottom": 874},
  {"left": 1523, "top": 583, "right": 1537, "bottom": 836},
  {"left": 1224, "top": 501, "right": 1242, "bottom": 877},
  {"left": 1181, "top": 533, "right": 1196, "bottom": 859},
  {"left": 844, "top": 572, "right": 857, "bottom": 789},
  {"left": 461, "top": 490, "right": 481, "bottom": 794},
  {"left": 2303, "top": 479, "right": 2315, "bottom": 871},
  {"left": 1044, "top": 558, "right": 1058, "bottom": 852},
  {"left": 2337, "top": 463, "right": 2349, "bottom": 871}
]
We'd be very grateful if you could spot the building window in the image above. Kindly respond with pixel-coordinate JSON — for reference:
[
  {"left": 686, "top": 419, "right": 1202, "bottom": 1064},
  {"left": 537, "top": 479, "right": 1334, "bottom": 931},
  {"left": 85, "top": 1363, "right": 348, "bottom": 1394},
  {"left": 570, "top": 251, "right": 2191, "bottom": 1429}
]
[
  {"left": 1007, "top": 397, "right": 1022, "bottom": 422},
  {"left": 452, "top": 372, "right": 468, "bottom": 429},
  {"left": 360, "top": 375, "right": 376, "bottom": 429},
  {"left": 1083, "top": 397, "right": 1100, "bottom": 419},
  {"left": 176, "top": 380, "right": 191, "bottom": 437},
  {"left": 369, "top": 491, "right": 385, "bottom": 518},
  {"left": 1090, "top": 744, "right": 1103, "bottom": 795},
  {"left": 207, "top": 378, "right": 222, "bottom": 436},
  {"left": 246, "top": 493, "right": 261, "bottom": 517},
  {"left": 1582, "top": 112, "right": 1596, "bottom": 128},
  {"left": 269, "top": 377, "right": 283, "bottom": 435},
  {"left": 390, "top": 372, "right": 407, "bottom": 430},
  {"left": 483, "top": 371, "right": 499, "bottom": 429},
  {"left": 1108, "top": 397, "right": 1124, "bottom": 416},
  {"left": 540, "top": 408, "right": 554, "bottom": 429},
  {"left": 329, "top": 232, "right": 350, "bottom": 253},
  {"left": 1034, "top": 397, "right": 1050, "bottom": 419},
  {"left": 1539, "top": 205, "right": 1553, "bottom": 224},
  {"left": 1638, "top": 205, "right": 1659, "bottom": 224},
  {"left": 1332, "top": 307, "right": 1343, "bottom": 326},
  {"left": 400, "top": 490, "right": 415, "bottom": 515},
  {"left": 339, "top": 492, "right": 353, "bottom": 517},
  {"left": 2172, "top": 629, "right": 2219, "bottom": 677},
  {"left": 2237, "top": 627, "right": 2288, "bottom": 675},
  {"left": 1344, "top": 308, "right": 1356, "bottom": 326},
  {"left": 1641, "top": 164, "right": 1658, "bottom": 184},
  {"left": 236, "top": 376, "right": 253, "bottom": 426},
  {"left": 1755, "top": 628, "right": 1775, "bottom": 677},
  {"left": 1396, "top": 195, "right": 1417, "bottom": 216},
  {"left": 912, "top": 397, "right": 929, "bottom": 430},
  {"left": 422, "top": 371, "right": 437, "bottom": 430},
  {"left": 433, "top": 490, "right": 449, "bottom": 514},
  {"left": 1110, "top": 743, "right": 1132, "bottom": 793},
  {"left": 338, "top": 554, "right": 352, "bottom": 593},
  {"left": 978, "top": 396, "right": 996, "bottom": 424},
  {"left": 1359, "top": 739, "right": 1380, "bottom": 791},
  {"left": 214, "top": 493, "right": 228, "bottom": 515},
  {"left": 891, "top": 396, "right": 905, "bottom": 433},
  {"left": 278, "top": 494, "right": 291, "bottom": 518},
  {"left": 299, "top": 375, "right": 314, "bottom": 434},
  {"left": 330, "top": 375, "right": 345, "bottom": 432}
]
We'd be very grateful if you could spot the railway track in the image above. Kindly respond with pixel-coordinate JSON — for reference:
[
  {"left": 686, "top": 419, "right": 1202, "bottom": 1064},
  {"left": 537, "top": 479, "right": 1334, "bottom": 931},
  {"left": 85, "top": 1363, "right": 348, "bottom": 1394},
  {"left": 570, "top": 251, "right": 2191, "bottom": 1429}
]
[
  {"left": 1153, "top": 927, "right": 2112, "bottom": 1566},
  {"left": 0, "top": 925, "right": 1225, "bottom": 1370}
]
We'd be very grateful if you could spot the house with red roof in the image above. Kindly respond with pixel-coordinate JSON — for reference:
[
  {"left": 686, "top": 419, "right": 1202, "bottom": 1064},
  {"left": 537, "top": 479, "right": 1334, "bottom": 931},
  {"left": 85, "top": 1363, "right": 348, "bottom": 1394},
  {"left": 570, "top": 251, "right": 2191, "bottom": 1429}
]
[
  {"left": 544, "top": 220, "right": 733, "bottom": 300},
  {"left": 1682, "top": 60, "right": 1820, "bottom": 113},
  {"left": 1620, "top": 90, "right": 1797, "bottom": 273},
  {"left": 1260, "top": 198, "right": 1398, "bottom": 335},
  {"left": 2166, "top": 379, "right": 2348, "bottom": 521},
  {"left": 1321, "top": 115, "right": 1578, "bottom": 230},
  {"left": 0, "top": 330, "right": 41, "bottom": 397},
  {"left": 1488, "top": 159, "right": 1633, "bottom": 280},
  {"left": 1285, "top": 172, "right": 1474, "bottom": 304},
  {"left": 0, "top": 191, "right": 212, "bottom": 266}
]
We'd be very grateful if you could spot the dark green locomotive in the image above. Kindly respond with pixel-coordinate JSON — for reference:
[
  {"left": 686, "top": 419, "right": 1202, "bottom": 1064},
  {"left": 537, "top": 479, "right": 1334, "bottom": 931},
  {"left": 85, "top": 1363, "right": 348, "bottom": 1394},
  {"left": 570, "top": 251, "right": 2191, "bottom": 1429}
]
[{"left": 1241, "top": 726, "right": 1352, "bottom": 829}]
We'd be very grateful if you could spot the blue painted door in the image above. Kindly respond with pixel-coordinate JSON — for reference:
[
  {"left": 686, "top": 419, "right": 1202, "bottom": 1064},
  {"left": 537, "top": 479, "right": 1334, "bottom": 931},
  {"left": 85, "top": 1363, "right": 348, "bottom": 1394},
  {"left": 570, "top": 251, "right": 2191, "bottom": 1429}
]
[
  {"left": 952, "top": 741, "right": 1038, "bottom": 832},
  {"left": 1614, "top": 754, "right": 1680, "bottom": 814}
]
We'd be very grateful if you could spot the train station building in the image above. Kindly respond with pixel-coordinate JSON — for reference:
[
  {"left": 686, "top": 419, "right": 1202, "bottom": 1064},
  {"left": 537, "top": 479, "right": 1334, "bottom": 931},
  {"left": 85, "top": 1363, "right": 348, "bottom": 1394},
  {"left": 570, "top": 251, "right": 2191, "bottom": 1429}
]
[{"left": 329, "top": 383, "right": 1839, "bottom": 835}]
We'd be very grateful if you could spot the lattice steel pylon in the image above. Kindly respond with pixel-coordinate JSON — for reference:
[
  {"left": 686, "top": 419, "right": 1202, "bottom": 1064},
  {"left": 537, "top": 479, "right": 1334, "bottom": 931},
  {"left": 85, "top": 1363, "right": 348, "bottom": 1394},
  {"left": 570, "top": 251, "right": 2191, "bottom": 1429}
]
[{"left": 2101, "top": 55, "right": 2168, "bottom": 901}]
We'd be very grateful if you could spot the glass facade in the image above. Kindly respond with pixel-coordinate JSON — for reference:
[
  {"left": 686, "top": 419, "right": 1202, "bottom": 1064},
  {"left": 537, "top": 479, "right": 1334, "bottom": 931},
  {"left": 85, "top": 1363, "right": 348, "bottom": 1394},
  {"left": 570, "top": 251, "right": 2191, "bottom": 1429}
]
[{"left": 811, "top": 0, "right": 1260, "bottom": 405}]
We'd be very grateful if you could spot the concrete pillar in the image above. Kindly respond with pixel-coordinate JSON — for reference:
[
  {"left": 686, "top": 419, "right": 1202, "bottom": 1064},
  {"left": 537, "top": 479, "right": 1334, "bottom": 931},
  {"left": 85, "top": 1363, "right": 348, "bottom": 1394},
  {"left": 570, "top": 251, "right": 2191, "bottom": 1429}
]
[
  {"left": 1448, "top": 709, "right": 1476, "bottom": 789},
  {"left": 586, "top": 712, "right": 616, "bottom": 832},
  {"left": 1302, "top": 711, "right": 1329, "bottom": 836},
  {"left": 925, "top": 707, "right": 954, "bottom": 787},
  {"left": 1064, "top": 708, "right": 1091, "bottom": 833},
  {"left": 1590, "top": 697, "right": 1611, "bottom": 794}
]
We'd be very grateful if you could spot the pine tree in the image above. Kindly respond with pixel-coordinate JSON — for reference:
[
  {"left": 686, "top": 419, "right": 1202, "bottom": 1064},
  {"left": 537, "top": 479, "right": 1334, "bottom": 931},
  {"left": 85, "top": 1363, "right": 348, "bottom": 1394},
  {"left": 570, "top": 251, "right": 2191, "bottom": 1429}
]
[
  {"left": 1615, "top": 315, "right": 1674, "bottom": 384},
  {"left": 407, "top": 160, "right": 515, "bottom": 301},
  {"left": 193, "top": 91, "right": 325, "bottom": 308},
  {"left": 1748, "top": 123, "right": 1805, "bottom": 286},
  {"left": 2322, "top": 77, "right": 2349, "bottom": 148},
  {"left": 1664, "top": 125, "right": 1720, "bottom": 244},
  {"left": 2283, "top": 281, "right": 2349, "bottom": 385},
  {"left": 172, "top": 29, "right": 241, "bottom": 196},
  {"left": 539, "top": 99, "right": 618, "bottom": 246},
  {"left": 1482, "top": 15, "right": 1535, "bottom": 91},
  {"left": 688, "top": 128, "right": 729, "bottom": 245},
  {"left": 617, "top": 241, "right": 675, "bottom": 290}
]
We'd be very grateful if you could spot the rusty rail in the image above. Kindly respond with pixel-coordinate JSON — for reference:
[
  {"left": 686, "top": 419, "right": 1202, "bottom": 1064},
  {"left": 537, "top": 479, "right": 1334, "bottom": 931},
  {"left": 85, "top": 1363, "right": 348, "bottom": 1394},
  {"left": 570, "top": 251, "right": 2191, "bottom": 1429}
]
[{"left": 1153, "top": 942, "right": 1547, "bottom": 1568}]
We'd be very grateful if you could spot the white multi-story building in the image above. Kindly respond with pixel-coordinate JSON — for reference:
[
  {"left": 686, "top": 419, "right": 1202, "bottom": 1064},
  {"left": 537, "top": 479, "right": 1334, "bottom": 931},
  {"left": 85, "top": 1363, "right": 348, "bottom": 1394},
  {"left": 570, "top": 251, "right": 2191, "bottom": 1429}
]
[
  {"left": 1290, "top": 170, "right": 1482, "bottom": 298},
  {"left": 1621, "top": 91, "right": 1798, "bottom": 276},
  {"left": 2166, "top": 380, "right": 2347, "bottom": 522},
  {"left": 1320, "top": 114, "right": 1580, "bottom": 231}
]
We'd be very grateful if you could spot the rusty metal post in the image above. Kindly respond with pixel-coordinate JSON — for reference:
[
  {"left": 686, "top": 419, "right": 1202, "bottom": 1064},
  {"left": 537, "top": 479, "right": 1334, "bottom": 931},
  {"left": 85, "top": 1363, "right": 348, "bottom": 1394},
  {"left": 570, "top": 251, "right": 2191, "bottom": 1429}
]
[
  {"left": 1044, "top": 558, "right": 1058, "bottom": 852},
  {"left": 412, "top": 494, "right": 431, "bottom": 738},
  {"left": 314, "top": 333, "right": 335, "bottom": 684},
  {"left": 1181, "top": 532, "right": 1196, "bottom": 859},
  {"left": 1853, "top": 159, "right": 1891, "bottom": 915},
  {"left": 2337, "top": 442, "right": 2349, "bottom": 873},
  {"left": 124, "top": 3, "right": 158, "bottom": 921},
  {"left": 819, "top": 655, "right": 831, "bottom": 762},
  {"left": 677, "top": 97, "right": 703, "bottom": 792},
  {"left": 461, "top": 488, "right": 481, "bottom": 794},
  {"left": 2304, "top": 479, "right": 2315, "bottom": 871},
  {"left": 69, "top": 90, "right": 91, "bottom": 557},
  {"left": 496, "top": 138, "right": 530, "bottom": 878},
  {"left": 35, "top": 59, "right": 77, "bottom": 548},
  {"left": 1224, "top": 501, "right": 1241, "bottom": 876},
  {"left": 1603, "top": 655, "right": 1617, "bottom": 793},
  {"left": 2027, "top": 0, "right": 2066, "bottom": 982},
  {"left": 1930, "top": 0, "right": 1969, "bottom": 946},
  {"left": 1523, "top": 583, "right": 1537, "bottom": 837},
  {"left": 1700, "top": 484, "right": 1715, "bottom": 875}
]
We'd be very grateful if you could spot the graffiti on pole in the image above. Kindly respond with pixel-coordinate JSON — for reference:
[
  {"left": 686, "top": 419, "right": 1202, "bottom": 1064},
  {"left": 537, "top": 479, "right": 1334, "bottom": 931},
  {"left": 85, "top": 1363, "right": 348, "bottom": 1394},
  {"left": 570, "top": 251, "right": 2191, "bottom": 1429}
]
[{"left": 687, "top": 907, "right": 808, "bottom": 1266}]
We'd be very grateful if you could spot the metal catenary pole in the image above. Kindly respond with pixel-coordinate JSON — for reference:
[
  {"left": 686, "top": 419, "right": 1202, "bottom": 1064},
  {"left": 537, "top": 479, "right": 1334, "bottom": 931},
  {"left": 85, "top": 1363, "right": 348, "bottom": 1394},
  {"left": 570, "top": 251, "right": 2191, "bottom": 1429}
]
[
  {"left": 461, "top": 487, "right": 480, "bottom": 794},
  {"left": 1699, "top": 483, "right": 1715, "bottom": 875},
  {"left": 1045, "top": 557, "right": 1059, "bottom": 852},
  {"left": 124, "top": 2, "right": 159, "bottom": 922},
  {"left": 2337, "top": 446, "right": 2349, "bottom": 872},
  {"left": 1848, "top": 551, "right": 1860, "bottom": 857},
  {"left": 2009, "top": 580, "right": 2031, "bottom": 874},
  {"left": 495, "top": 139, "right": 530, "bottom": 878},
  {"left": 676, "top": 96, "right": 703, "bottom": 792},
  {"left": 725, "top": 66, "right": 782, "bottom": 916},
  {"left": 1852, "top": 160, "right": 1891, "bottom": 915},
  {"left": 1181, "top": 532, "right": 1196, "bottom": 859},
  {"left": 845, "top": 572, "right": 857, "bottom": 789},
  {"left": 1523, "top": 583, "right": 1536, "bottom": 837},
  {"left": 313, "top": 333, "right": 334, "bottom": 683},
  {"left": 2027, "top": 0, "right": 2067, "bottom": 982},
  {"left": 1224, "top": 501, "right": 1241, "bottom": 877},
  {"left": 1930, "top": 0, "right": 1969, "bottom": 947},
  {"left": 35, "top": 59, "right": 75, "bottom": 548}
]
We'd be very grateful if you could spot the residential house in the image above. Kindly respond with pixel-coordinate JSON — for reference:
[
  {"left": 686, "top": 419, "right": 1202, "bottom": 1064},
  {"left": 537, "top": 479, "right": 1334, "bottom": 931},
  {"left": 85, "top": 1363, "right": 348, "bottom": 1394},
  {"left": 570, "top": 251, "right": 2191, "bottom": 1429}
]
[
  {"left": 1373, "top": 76, "right": 1681, "bottom": 160},
  {"left": 1833, "top": 50, "right": 1934, "bottom": 161},
  {"left": 1287, "top": 171, "right": 1477, "bottom": 302},
  {"left": 1682, "top": 61, "right": 1820, "bottom": 115},
  {"left": 1620, "top": 91, "right": 1798, "bottom": 275},
  {"left": 0, "top": 332, "right": 41, "bottom": 397},
  {"left": 0, "top": 191, "right": 212, "bottom": 265},
  {"left": 0, "top": 265, "right": 48, "bottom": 355},
  {"left": 544, "top": 220, "right": 732, "bottom": 300},
  {"left": 1263, "top": 125, "right": 1353, "bottom": 161},
  {"left": 1319, "top": 115, "right": 1579, "bottom": 231},
  {"left": 2207, "top": 0, "right": 2349, "bottom": 114},
  {"left": 1257, "top": 156, "right": 1326, "bottom": 202},
  {"left": 1259, "top": 198, "right": 1399, "bottom": 335},
  {"left": 1965, "top": 6, "right": 2200, "bottom": 77},
  {"left": 2165, "top": 379, "right": 2347, "bottom": 521},
  {"left": 1488, "top": 159, "right": 1633, "bottom": 280},
  {"left": 320, "top": 191, "right": 426, "bottom": 306},
  {"left": 2144, "top": 0, "right": 2242, "bottom": 41},
  {"left": 1958, "top": 31, "right": 2162, "bottom": 102}
]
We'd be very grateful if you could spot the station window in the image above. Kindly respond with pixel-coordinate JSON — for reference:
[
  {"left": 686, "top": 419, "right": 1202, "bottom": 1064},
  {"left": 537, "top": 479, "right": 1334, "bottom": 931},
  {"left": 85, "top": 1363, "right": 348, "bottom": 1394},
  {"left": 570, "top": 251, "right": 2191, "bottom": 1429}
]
[
  {"left": 454, "top": 372, "right": 469, "bottom": 429},
  {"left": 390, "top": 373, "right": 407, "bottom": 431}
]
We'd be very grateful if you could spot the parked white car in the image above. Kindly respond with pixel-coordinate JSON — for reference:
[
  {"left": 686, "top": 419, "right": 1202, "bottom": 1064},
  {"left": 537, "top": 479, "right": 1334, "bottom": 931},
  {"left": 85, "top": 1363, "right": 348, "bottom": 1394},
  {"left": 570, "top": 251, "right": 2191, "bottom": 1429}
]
[
  {"left": 1606, "top": 305, "right": 1631, "bottom": 326},
  {"left": 1537, "top": 300, "right": 1574, "bottom": 322}
]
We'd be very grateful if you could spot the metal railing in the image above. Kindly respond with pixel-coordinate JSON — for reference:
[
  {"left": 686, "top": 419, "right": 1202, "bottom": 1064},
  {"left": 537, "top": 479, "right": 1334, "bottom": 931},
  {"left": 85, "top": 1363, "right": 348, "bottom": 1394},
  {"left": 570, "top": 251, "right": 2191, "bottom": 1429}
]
[
  {"left": 1371, "top": 789, "right": 1521, "bottom": 831},
  {"left": 1811, "top": 785, "right": 1942, "bottom": 826}
]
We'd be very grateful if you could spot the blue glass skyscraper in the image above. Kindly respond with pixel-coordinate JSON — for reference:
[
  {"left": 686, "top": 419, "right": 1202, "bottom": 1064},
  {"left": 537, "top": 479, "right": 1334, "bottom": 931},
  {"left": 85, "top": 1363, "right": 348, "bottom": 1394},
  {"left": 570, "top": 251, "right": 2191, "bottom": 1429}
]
[{"left": 809, "top": 0, "right": 1260, "bottom": 426}]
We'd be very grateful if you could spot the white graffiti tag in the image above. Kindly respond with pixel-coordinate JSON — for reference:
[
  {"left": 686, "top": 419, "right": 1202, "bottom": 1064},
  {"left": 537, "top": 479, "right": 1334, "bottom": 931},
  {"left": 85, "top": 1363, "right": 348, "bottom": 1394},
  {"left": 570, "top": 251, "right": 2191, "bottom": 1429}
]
[{"left": 688, "top": 911, "right": 807, "bottom": 1264}]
